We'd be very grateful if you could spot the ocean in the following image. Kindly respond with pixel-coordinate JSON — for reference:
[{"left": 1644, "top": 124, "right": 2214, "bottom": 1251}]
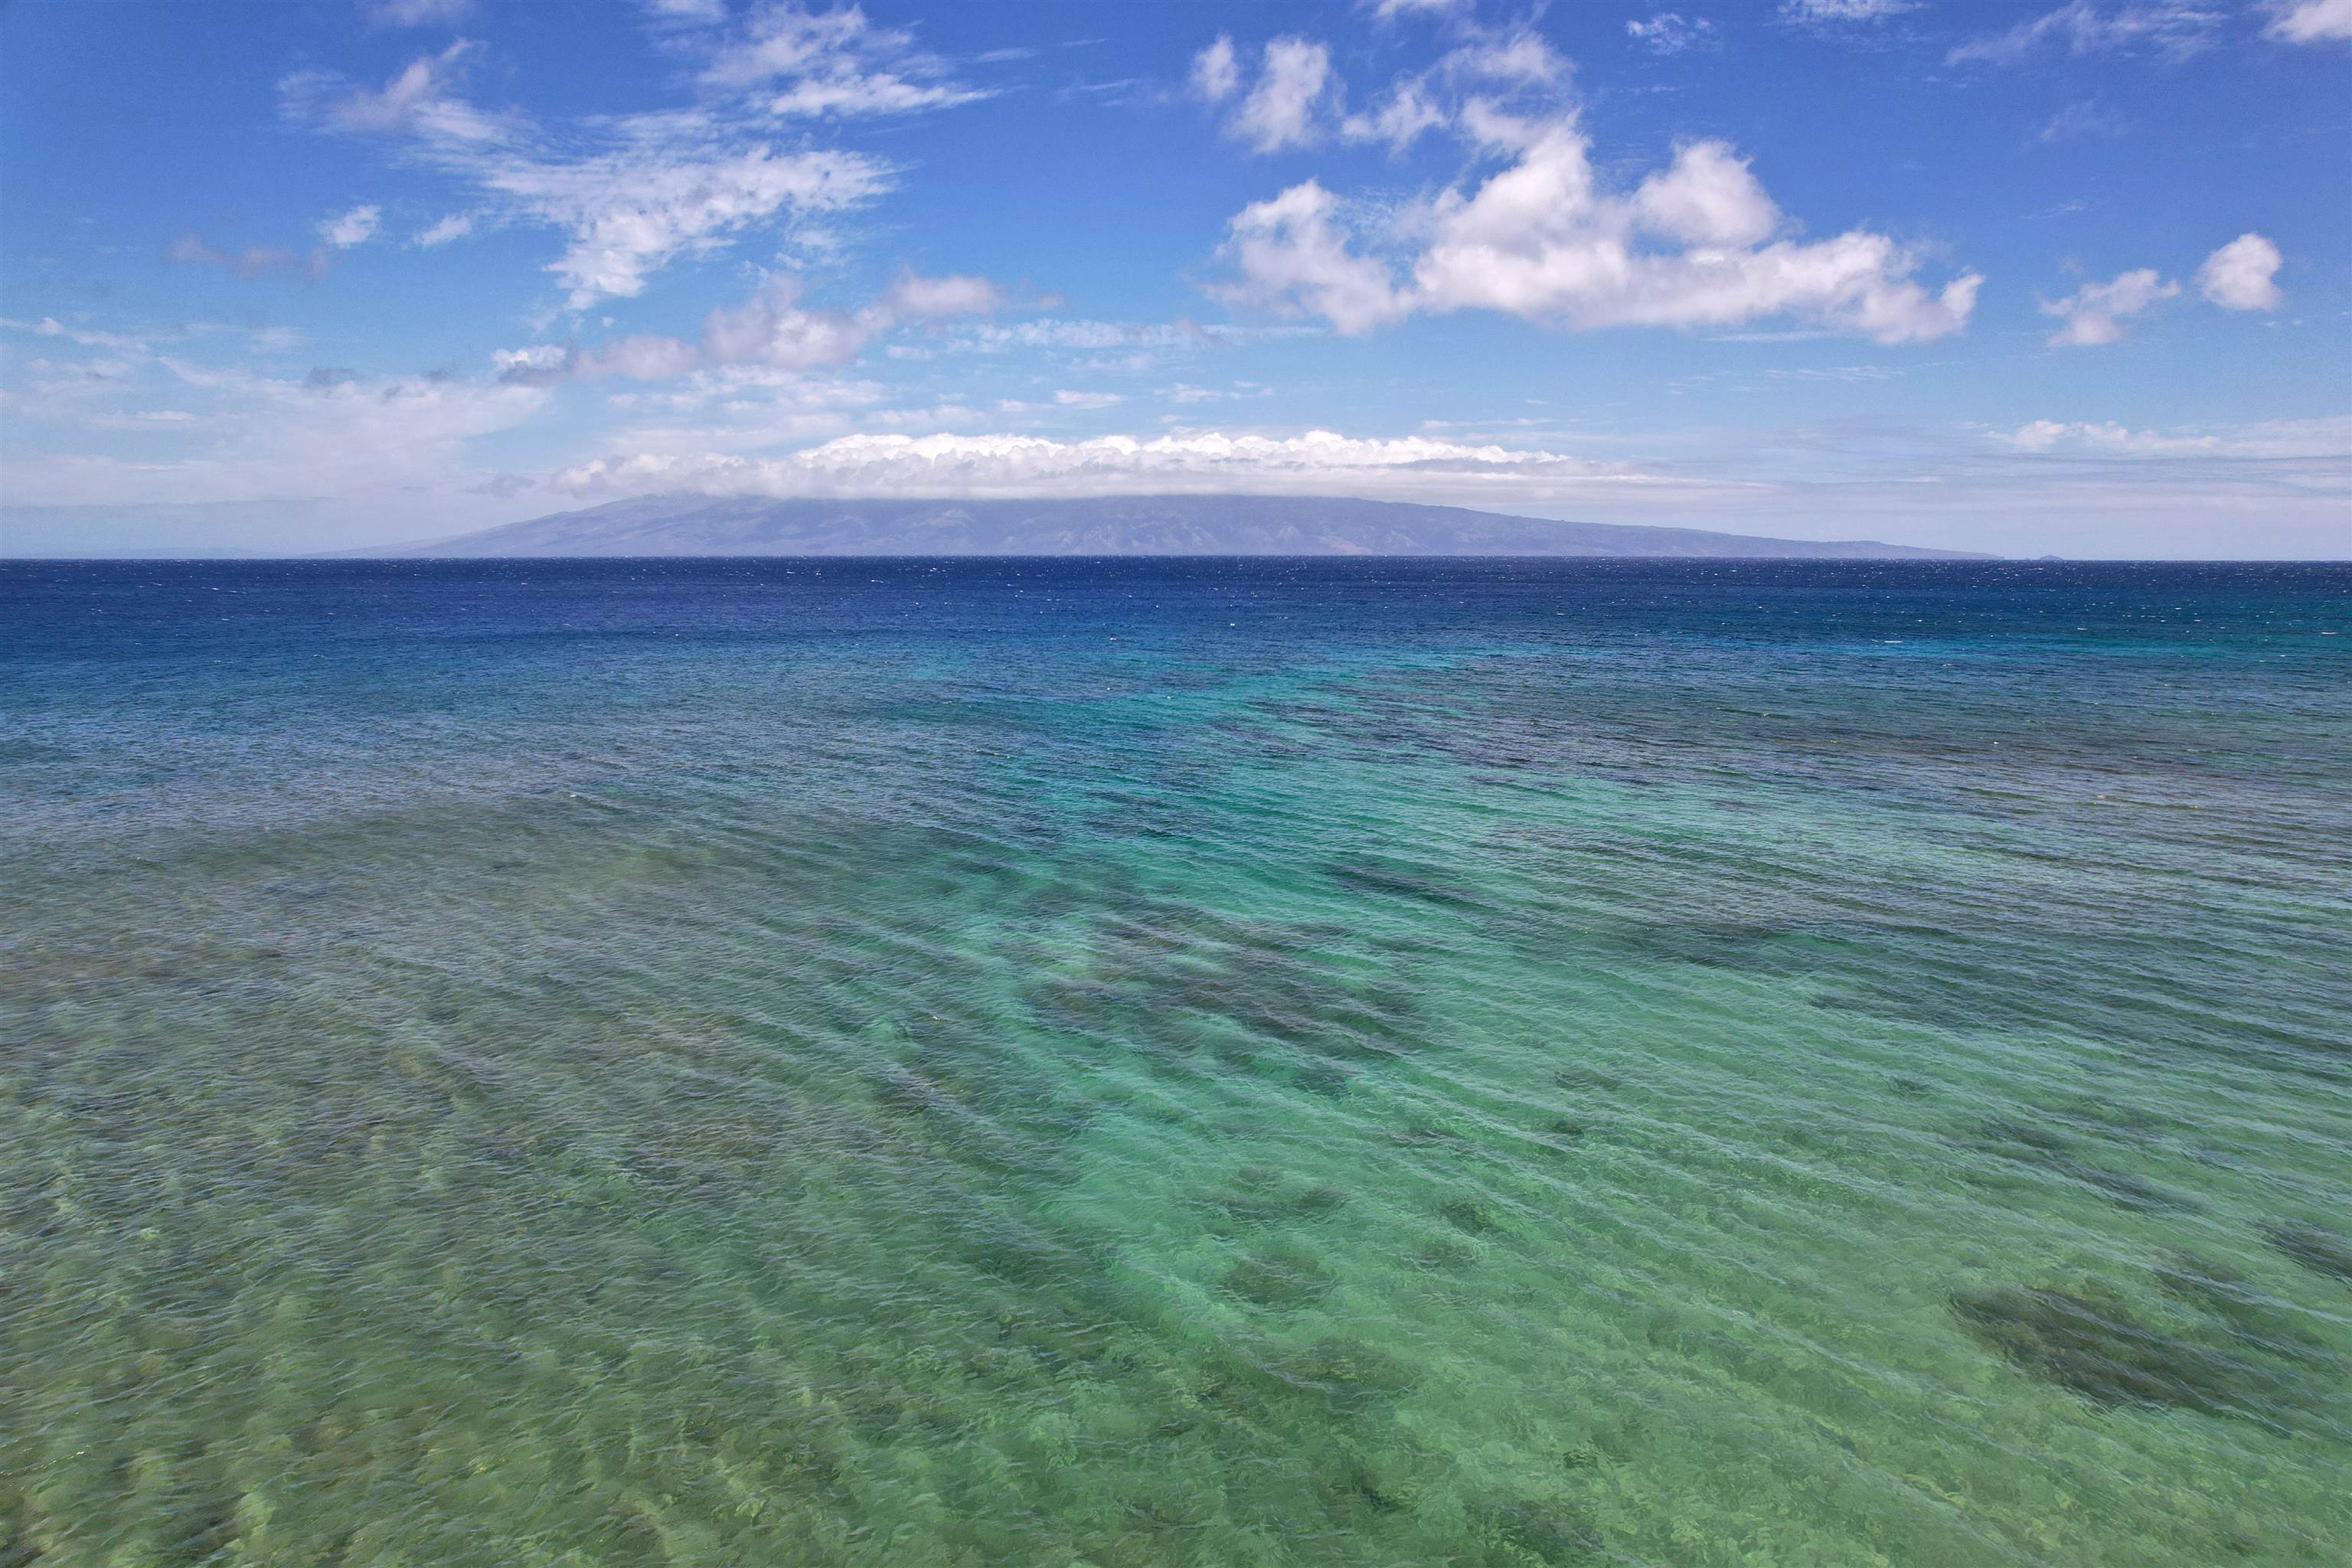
[{"left": 3, "top": 557, "right": 2347, "bottom": 1567}]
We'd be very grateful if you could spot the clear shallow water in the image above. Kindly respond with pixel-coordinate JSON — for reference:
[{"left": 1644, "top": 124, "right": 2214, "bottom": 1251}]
[{"left": 2, "top": 557, "right": 2348, "bottom": 1568}]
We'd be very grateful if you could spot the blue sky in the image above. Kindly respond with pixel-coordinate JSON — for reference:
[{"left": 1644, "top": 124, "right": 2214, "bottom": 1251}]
[{"left": 2, "top": 0, "right": 2346, "bottom": 557}]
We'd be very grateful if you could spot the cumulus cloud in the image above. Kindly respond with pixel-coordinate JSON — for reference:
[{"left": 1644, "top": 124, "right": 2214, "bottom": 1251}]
[
  {"left": 1224, "top": 38, "right": 1337, "bottom": 154},
  {"left": 548, "top": 426, "right": 1669, "bottom": 503},
  {"left": 318, "top": 204, "right": 383, "bottom": 248},
  {"left": 1219, "top": 182, "right": 1412, "bottom": 335},
  {"left": 1948, "top": 2, "right": 2227, "bottom": 65},
  {"left": 2040, "top": 267, "right": 2179, "bottom": 345},
  {"left": 1190, "top": 35, "right": 1240, "bottom": 103},
  {"left": 2197, "top": 233, "right": 2284, "bottom": 309},
  {"left": 1627, "top": 14, "right": 1717, "bottom": 54},
  {"left": 1218, "top": 126, "right": 1979, "bottom": 343},
  {"left": 2266, "top": 0, "right": 2352, "bottom": 41}
]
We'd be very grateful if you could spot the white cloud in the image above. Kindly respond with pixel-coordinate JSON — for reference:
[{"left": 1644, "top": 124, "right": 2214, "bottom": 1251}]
[
  {"left": 283, "top": 10, "right": 992, "bottom": 310},
  {"left": 2265, "top": 0, "right": 2352, "bottom": 40},
  {"left": 1778, "top": 0, "right": 1918, "bottom": 24},
  {"left": 1443, "top": 28, "right": 1572, "bottom": 87},
  {"left": 1627, "top": 14, "right": 1717, "bottom": 54},
  {"left": 499, "top": 271, "right": 1004, "bottom": 384},
  {"left": 510, "top": 146, "right": 887, "bottom": 308},
  {"left": 548, "top": 426, "right": 1669, "bottom": 502},
  {"left": 412, "top": 211, "right": 477, "bottom": 247},
  {"left": 1948, "top": 2, "right": 2227, "bottom": 65},
  {"left": 1631, "top": 141, "right": 1781, "bottom": 247},
  {"left": 492, "top": 344, "right": 570, "bottom": 375},
  {"left": 1220, "top": 127, "right": 1979, "bottom": 343},
  {"left": 1227, "top": 38, "right": 1336, "bottom": 154},
  {"left": 696, "top": 2, "right": 989, "bottom": 118},
  {"left": 1206, "top": 23, "right": 1571, "bottom": 160},
  {"left": 284, "top": 41, "right": 509, "bottom": 139},
  {"left": 2197, "top": 233, "right": 2284, "bottom": 309},
  {"left": 880, "top": 273, "right": 1004, "bottom": 318},
  {"left": 284, "top": 50, "right": 893, "bottom": 309},
  {"left": 1218, "top": 181, "right": 1411, "bottom": 335},
  {"left": 0, "top": 334, "right": 547, "bottom": 509},
  {"left": 698, "top": 5, "right": 874, "bottom": 88},
  {"left": 1052, "top": 389, "right": 1124, "bottom": 408},
  {"left": 2040, "top": 267, "right": 2179, "bottom": 345},
  {"left": 1191, "top": 35, "right": 1240, "bottom": 103},
  {"left": 765, "top": 75, "right": 985, "bottom": 116},
  {"left": 927, "top": 318, "right": 1278, "bottom": 361},
  {"left": 1339, "top": 80, "right": 1449, "bottom": 152},
  {"left": 1997, "top": 414, "right": 2351, "bottom": 457},
  {"left": 318, "top": 204, "right": 383, "bottom": 248},
  {"left": 1363, "top": 0, "right": 1472, "bottom": 18}
]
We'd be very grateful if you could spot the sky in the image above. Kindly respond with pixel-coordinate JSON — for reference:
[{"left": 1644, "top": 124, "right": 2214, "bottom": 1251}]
[{"left": 2, "top": 0, "right": 2347, "bottom": 558}]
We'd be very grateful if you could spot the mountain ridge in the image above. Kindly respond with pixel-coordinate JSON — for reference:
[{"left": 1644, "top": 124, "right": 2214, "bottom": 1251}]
[{"left": 348, "top": 494, "right": 1991, "bottom": 560}]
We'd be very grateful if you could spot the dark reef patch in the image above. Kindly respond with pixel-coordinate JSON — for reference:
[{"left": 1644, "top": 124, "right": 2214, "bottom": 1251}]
[
  {"left": 2263, "top": 1220, "right": 2352, "bottom": 1284},
  {"left": 1949, "top": 1283, "right": 2283, "bottom": 1423},
  {"left": 1485, "top": 1498, "right": 1602, "bottom": 1565},
  {"left": 1440, "top": 1196, "right": 1504, "bottom": 1235},
  {"left": 1221, "top": 1243, "right": 1337, "bottom": 1309},
  {"left": 1955, "top": 1119, "right": 2201, "bottom": 1214}
]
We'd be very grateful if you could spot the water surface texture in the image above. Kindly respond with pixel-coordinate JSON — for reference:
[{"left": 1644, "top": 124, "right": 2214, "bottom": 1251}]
[{"left": 4, "top": 559, "right": 2348, "bottom": 1567}]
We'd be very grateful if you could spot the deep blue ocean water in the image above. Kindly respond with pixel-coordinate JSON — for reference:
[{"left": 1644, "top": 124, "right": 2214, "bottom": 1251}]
[{"left": 4, "top": 558, "right": 2349, "bottom": 1566}]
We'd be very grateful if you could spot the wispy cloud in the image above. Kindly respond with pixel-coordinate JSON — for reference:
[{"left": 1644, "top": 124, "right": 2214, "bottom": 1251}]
[
  {"left": 2040, "top": 267, "right": 2179, "bottom": 345},
  {"left": 2265, "top": 0, "right": 2352, "bottom": 42},
  {"left": 2039, "top": 100, "right": 2131, "bottom": 142},
  {"left": 1627, "top": 14, "right": 1717, "bottom": 55},
  {"left": 1948, "top": 2, "right": 2227, "bottom": 66},
  {"left": 281, "top": 7, "right": 995, "bottom": 310},
  {"left": 363, "top": 0, "right": 475, "bottom": 29},
  {"left": 167, "top": 234, "right": 331, "bottom": 282},
  {"left": 318, "top": 204, "right": 384, "bottom": 248},
  {"left": 1776, "top": 0, "right": 1919, "bottom": 28},
  {"left": 495, "top": 271, "right": 1004, "bottom": 384}
]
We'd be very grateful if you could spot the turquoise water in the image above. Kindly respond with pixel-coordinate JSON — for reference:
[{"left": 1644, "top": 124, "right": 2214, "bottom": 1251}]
[{"left": 3, "top": 558, "right": 2347, "bottom": 1567}]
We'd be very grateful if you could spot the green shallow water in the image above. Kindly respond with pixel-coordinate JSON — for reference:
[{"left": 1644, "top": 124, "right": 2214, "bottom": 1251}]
[{"left": 2, "top": 559, "right": 2348, "bottom": 1566}]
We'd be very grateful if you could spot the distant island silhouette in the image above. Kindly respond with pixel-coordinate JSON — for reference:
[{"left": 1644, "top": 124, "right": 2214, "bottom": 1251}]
[{"left": 356, "top": 494, "right": 1988, "bottom": 559}]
